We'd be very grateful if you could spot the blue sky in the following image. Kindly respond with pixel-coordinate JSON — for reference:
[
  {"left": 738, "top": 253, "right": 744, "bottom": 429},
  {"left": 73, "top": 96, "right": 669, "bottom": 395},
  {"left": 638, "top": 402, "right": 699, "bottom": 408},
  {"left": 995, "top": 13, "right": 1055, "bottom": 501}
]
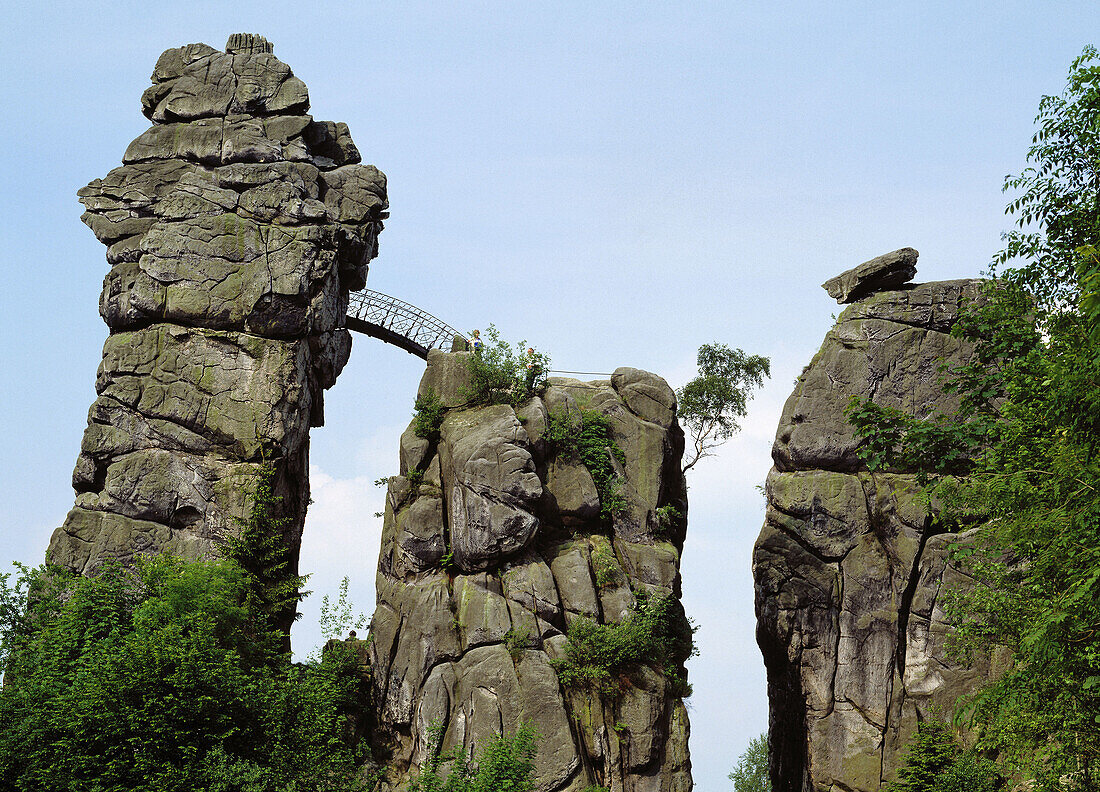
[{"left": 2, "top": 3, "right": 1098, "bottom": 789}]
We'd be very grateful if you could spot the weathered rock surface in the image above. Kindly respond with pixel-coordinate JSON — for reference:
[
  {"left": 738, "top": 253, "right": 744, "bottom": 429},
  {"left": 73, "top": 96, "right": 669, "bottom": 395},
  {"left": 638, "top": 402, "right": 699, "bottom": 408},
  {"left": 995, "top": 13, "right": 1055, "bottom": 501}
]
[
  {"left": 821, "top": 248, "right": 919, "bottom": 304},
  {"left": 366, "top": 357, "right": 693, "bottom": 791},
  {"left": 755, "top": 261, "right": 994, "bottom": 792},
  {"left": 49, "top": 36, "right": 387, "bottom": 606}
]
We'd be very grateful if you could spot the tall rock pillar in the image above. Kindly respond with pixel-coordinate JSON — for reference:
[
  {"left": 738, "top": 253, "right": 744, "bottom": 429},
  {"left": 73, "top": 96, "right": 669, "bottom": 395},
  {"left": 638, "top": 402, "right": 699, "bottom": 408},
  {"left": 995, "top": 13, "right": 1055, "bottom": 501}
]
[
  {"left": 753, "top": 250, "right": 999, "bottom": 792},
  {"left": 48, "top": 35, "right": 387, "bottom": 581},
  {"left": 364, "top": 354, "right": 693, "bottom": 792}
]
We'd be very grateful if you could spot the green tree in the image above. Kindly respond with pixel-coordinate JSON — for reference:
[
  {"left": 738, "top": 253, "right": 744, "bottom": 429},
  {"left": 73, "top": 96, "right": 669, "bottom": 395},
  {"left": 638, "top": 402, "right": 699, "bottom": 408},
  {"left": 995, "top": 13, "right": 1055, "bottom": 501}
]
[
  {"left": 728, "top": 733, "right": 770, "bottom": 792},
  {"left": 463, "top": 325, "right": 549, "bottom": 407},
  {"left": 677, "top": 343, "right": 770, "bottom": 472},
  {"left": 884, "top": 721, "right": 999, "bottom": 792},
  {"left": 0, "top": 473, "right": 366, "bottom": 791},
  {"left": 0, "top": 557, "right": 364, "bottom": 791}
]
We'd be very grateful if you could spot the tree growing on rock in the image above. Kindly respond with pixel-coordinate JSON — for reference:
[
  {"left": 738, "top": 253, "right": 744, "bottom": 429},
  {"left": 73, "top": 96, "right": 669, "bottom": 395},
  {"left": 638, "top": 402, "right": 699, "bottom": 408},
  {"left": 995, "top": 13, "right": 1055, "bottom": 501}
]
[{"left": 677, "top": 343, "right": 770, "bottom": 472}]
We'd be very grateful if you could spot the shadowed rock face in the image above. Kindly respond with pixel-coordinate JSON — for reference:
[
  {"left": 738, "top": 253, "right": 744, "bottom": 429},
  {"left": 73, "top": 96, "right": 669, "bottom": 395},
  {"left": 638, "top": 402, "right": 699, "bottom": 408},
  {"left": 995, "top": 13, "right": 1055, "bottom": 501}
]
[
  {"left": 754, "top": 275, "right": 1003, "bottom": 792},
  {"left": 48, "top": 35, "right": 387, "bottom": 591},
  {"left": 366, "top": 352, "right": 693, "bottom": 792}
]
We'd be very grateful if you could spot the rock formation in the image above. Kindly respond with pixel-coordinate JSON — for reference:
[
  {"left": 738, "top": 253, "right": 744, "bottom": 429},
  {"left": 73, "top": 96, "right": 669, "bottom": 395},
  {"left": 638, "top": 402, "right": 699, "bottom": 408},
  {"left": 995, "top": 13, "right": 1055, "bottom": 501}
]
[
  {"left": 754, "top": 251, "right": 998, "bottom": 792},
  {"left": 51, "top": 35, "right": 694, "bottom": 789},
  {"left": 48, "top": 35, "right": 387, "bottom": 597},
  {"left": 364, "top": 352, "right": 693, "bottom": 792}
]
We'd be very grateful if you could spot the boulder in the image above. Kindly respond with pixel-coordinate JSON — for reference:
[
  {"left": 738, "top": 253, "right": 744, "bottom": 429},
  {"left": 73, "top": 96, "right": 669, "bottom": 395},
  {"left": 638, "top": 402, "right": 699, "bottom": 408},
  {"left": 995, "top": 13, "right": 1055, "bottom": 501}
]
[
  {"left": 821, "top": 247, "right": 919, "bottom": 303},
  {"left": 48, "top": 35, "right": 386, "bottom": 615}
]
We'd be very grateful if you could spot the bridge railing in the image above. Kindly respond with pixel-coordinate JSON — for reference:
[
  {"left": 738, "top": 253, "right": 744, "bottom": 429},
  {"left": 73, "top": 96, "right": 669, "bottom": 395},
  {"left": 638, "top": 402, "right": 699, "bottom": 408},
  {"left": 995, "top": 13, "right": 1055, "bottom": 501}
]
[{"left": 346, "top": 289, "right": 465, "bottom": 358}]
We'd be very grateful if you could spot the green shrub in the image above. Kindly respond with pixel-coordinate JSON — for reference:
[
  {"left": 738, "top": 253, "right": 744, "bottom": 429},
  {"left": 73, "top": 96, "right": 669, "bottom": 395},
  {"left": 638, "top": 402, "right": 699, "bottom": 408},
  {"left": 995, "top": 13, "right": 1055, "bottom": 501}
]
[
  {"left": 463, "top": 325, "right": 549, "bottom": 407},
  {"left": 413, "top": 387, "right": 446, "bottom": 442},
  {"left": 591, "top": 542, "right": 622, "bottom": 589},
  {"left": 221, "top": 464, "right": 310, "bottom": 638},
  {"left": 408, "top": 721, "right": 537, "bottom": 792},
  {"left": 550, "top": 589, "right": 696, "bottom": 697},
  {"left": 504, "top": 626, "right": 530, "bottom": 661},
  {"left": 654, "top": 505, "right": 682, "bottom": 538},
  {"left": 545, "top": 407, "right": 629, "bottom": 521}
]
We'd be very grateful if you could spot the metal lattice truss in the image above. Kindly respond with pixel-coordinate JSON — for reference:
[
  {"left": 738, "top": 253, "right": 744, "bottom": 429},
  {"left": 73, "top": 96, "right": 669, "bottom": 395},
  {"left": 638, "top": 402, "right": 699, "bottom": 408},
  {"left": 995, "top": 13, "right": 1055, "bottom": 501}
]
[{"left": 345, "top": 289, "right": 465, "bottom": 359}]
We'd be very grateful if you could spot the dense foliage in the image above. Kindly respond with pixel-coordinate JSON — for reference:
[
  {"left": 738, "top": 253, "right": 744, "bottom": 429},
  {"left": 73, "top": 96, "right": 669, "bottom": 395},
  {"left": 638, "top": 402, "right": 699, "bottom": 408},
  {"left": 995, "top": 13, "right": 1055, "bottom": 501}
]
[
  {"left": 0, "top": 469, "right": 366, "bottom": 792},
  {"left": 0, "top": 558, "right": 365, "bottom": 792},
  {"left": 676, "top": 343, "right": 770, "bottom": 472},
  {"left": 551, "top": 589, "right": 697, "bottom": 698},
  {"left": 221, "top": 465, "right": 310, "bottom": 639},
  {"left": 545, "top": 407, "right": 629, "bottom": 520},
  {"left": 407, "top": 721, "right": 537, "bottom": 792},
  {"left": 846, "top": 46, "right": 1100, "bottom": 789},
  {"left": 463, "top": 325, "right": 549, "bottom": 407},
  {"left": 728, "top": 733, "right": 770, "bottom": 792}
]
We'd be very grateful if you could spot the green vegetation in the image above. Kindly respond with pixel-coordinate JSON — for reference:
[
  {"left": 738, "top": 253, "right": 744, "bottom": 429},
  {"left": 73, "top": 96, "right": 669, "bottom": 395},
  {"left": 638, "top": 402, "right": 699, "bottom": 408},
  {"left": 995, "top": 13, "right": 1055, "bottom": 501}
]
[
  {"left": 503, "top": 626, "right": 530, "bottom": 661},
  {"left": 221, "top": 465, "right": 309, "bottom": 637},
  {"left": 318, "top": 576, "right": 367, "bottom": 644},
  {"left": 884, "top": 721, "right": 999, "bottom": 792},
  {"left": 408, "top": 721, "right": 537, "bottom": 792},
  {"left": 677, "top": 343, "right": 770, "bottom": 473},
  {"left": 590, "top": 541, "right": 622, "bottom": 589},
  {"left": 0, "top": 559, "right": 364, "bottom": 791},
  {"left": 545, "top": 407, "right": 628, "bottom": 520},
  {"left": 844, "top": 47, "right": 1100, "bottom": 789},
  {"left": 728, "top": 733, "right": 770, "bottom": 792},
  {"left": 0, "top": 467, "right": 368, "bottom": 791},
  {"left": 413, "top": 387, "right": 446, "bottom": 441},
  {"left": 551, "top": 589, "right": 696, "bottom": 698},
  {"left": 463, "top": 325, "right": 549, "bottom": 407},
  {"left": 654, "top": 505, "right": 682, "bottom": 538}
]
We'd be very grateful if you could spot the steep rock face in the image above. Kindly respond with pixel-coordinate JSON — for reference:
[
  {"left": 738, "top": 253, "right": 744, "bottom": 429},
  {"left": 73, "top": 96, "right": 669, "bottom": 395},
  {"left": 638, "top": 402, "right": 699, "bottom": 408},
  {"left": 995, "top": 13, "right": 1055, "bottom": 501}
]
[
  {"left": 48, "top": 35, "right": 386, "bottom": 587},
  {"left": 366, "top": 351, "right": 693, "bottom": 792},
  {"left": 754, "top": 265, "right": 998, "bottom": 792}
]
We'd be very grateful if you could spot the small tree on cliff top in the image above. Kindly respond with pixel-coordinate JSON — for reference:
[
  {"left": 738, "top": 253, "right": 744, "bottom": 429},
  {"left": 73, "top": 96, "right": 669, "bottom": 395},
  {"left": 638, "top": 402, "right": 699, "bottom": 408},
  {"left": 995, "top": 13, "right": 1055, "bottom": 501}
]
[{"left": 677, "top": 343, "right": 770, "bottom": 473}]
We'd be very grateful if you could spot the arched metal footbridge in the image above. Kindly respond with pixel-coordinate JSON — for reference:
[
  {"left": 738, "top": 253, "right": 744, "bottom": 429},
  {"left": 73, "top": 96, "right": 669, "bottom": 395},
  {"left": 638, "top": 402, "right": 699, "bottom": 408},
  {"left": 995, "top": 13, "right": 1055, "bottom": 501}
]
[{"left": 346, "top": 289, "right": 466, "bottom": 359}]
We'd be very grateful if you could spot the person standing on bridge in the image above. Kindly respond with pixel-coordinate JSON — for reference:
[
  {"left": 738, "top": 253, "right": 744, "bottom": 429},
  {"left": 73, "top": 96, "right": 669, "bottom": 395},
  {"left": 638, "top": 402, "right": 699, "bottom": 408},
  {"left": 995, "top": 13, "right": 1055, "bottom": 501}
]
[{"left": 471, "top": 329, "right": 483, "bottom": 355}]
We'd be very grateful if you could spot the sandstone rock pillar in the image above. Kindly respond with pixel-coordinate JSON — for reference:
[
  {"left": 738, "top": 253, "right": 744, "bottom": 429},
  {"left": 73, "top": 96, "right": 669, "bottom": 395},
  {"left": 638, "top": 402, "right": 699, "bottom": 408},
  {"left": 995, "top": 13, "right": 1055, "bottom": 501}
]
[
  {"left": 48, "top": 35, "right": 387, "bottom": 587},
  {"left": 366, "top": 353, "right": 693, "bottom": 792},
  {"left": 753, "top": 252, "right": 997, "bottom": 792}
]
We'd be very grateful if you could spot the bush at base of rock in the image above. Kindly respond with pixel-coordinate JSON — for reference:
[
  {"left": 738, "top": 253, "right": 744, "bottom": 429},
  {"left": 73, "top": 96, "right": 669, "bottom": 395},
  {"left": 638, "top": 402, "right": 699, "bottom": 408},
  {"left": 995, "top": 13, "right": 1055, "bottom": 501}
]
[{"left": 0, "top": 555, "right": 365, "bottom": 792}]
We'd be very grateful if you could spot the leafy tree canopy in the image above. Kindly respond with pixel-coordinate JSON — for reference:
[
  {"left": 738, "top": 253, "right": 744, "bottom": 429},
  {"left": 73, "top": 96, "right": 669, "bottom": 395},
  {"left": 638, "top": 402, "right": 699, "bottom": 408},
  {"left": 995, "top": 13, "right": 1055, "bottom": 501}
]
[
  {"left": 728, "top": 733, "right": 770, "bottom": 792},
  {"left": 0, "top": 469, "right": 365, "bottom": 792},
  {"left": 677, "top": 343, "right": 770, "bottom": 472}
]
